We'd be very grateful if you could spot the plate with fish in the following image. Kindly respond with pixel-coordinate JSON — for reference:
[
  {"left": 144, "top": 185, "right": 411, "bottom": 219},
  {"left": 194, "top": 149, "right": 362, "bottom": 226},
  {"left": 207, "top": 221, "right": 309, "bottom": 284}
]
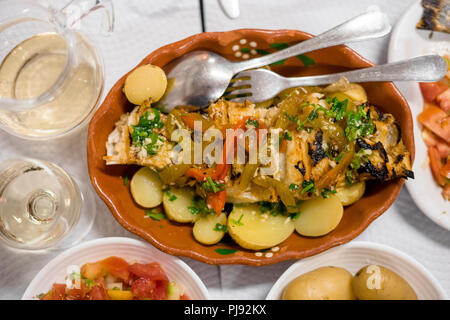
[
  {"left": 388, "top": 0, "right": 450, "bottom": 229},
  {"left": 88, "top": 29, "right": 414, "bottom": 265}
]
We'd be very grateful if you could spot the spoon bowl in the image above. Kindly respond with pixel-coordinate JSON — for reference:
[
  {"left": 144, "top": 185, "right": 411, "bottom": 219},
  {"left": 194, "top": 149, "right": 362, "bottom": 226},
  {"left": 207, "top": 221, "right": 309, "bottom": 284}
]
[{"left": 157, "top": 51, "right": 234, "bottom": 112}]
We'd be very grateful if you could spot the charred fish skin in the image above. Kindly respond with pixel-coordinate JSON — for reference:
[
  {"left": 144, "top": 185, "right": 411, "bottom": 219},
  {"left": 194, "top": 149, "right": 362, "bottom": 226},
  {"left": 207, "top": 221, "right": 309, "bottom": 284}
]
[{"left": 416, "top": 0, "right": 450, "bottom": 34}]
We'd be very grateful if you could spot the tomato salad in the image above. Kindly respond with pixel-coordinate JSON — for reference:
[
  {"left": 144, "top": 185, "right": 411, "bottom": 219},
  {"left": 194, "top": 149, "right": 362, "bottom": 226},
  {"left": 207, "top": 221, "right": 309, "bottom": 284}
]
[
  {"left": 418, "top": 55, "right": 450, "bottom": 200},
  {"left": 39, "top": 256, "right": 189, "bottom": 300}
]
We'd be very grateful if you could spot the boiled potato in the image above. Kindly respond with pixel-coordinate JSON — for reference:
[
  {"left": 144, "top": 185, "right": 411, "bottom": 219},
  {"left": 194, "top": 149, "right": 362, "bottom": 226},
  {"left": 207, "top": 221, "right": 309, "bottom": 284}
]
[
  {"left": 163, "top": 187, "right": 197, "bottom": 223},
  {"left": 295, "top": 195, "right": 343, "bottom": 237},
  {"left": 130, "top": 167, "right": 163, "bottom": 208},
  {"left": 123, "top": 64, "right": 167, "bottom": 105},
  {"left": 193, "top": 212, "right": 227, "bottom": 245},
  {"left": 352, "top": 265, "right": 417, "bottom": 300},
  {"left": 282, "top": 266, "right": 355, "bottom": 300},
  {"left": 335, "top": 181, "right": 366, "bottom": 206},
  {"left": 227, "top": 204, "right": 295, "bottom": 250},
  {"left": 343, "top": 83, "right": 368, "bottom": 103}
]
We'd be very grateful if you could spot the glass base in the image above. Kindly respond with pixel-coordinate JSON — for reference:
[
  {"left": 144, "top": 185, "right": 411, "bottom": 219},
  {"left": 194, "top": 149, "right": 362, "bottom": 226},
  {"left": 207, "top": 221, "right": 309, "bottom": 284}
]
[{"left": 50, "top": 177, "right": 97, "bottom": 250}]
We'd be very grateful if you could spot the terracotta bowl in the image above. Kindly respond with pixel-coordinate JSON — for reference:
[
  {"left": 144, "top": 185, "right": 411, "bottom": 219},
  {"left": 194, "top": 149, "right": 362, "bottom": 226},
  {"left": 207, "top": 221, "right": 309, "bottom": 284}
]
[{"left": 87, "top": 29, "right": 414, "bottom": 266}]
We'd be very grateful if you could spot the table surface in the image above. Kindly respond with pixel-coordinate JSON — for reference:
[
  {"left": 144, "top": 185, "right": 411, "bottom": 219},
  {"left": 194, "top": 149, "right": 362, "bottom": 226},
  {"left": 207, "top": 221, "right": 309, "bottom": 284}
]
[{"left": 1, "top": 0, "right": 449, "bottom": 300}]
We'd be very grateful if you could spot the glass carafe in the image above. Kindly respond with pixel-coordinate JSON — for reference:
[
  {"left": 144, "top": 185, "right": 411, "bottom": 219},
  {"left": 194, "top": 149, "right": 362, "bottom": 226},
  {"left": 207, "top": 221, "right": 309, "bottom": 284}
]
[{"left": 0, "top": 0, "right": 114, "bottom": 139}]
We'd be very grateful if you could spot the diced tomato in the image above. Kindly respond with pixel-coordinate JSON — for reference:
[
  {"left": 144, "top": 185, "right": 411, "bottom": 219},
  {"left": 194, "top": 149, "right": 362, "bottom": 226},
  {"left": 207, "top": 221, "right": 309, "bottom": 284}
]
[
  {"left": 437, "top": 88, "right": 450, "bottom": 112},
  {"left": 66, "top": 282, "right": 89, "bottom": 300},
  {"left": 418, "top": 105, "right": 450, "bottom": 143},
  {"left": 180, "top": 294, "right": 190, "bottom": 300},
  {"left": 89, "top": 285, "right": 108, "bottom": 300},
  {"left": 440, "top": 161, "right": 450, "bottom": 179},
  {"left": 131, "top": 278, "right": 156, "bottom": 299},
  {"left": 151, "top": 281, "right": 169, "bottom": 300},
  {"left": 422, "top": 129, "right": 450, "bottom": 158},
  {"left": 128, "top": 262, "right": 169, "bottom": 282},
  {"left": 40, "top": 284, "right": 66, "bottom": 300},
  {"left": 49, "top": 284, "right": 66, "bottom": 300},
  {"left": 207, "top": 190, "right": 226, "bottom": 216},
  {"left": 429, "top": 146, "right": 446, "bottom": 186},
  {"left": 100, "top": 256, "right": 130, "bottom": 282},
  {"left": 419, "top": 82, "right": 448, "bottom": 102}
]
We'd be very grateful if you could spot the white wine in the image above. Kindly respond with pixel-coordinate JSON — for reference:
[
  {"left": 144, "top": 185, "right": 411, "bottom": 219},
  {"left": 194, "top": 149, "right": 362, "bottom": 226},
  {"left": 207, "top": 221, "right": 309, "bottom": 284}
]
[
  {"left": 0, "top": 32, "right": 103, "bottom": 138},
  {"left": 0, "top": 159, "right": 81, "bottom": 249}
]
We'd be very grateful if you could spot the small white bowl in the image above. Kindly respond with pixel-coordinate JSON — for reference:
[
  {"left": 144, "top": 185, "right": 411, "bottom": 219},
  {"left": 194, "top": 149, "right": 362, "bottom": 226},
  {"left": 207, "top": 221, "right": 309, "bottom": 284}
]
[
  {"left": 22, "top": 237, "right": 209, "bottom": 300},
  {"left": 266, "top": 241, "right": 447, "bottom": 300}
]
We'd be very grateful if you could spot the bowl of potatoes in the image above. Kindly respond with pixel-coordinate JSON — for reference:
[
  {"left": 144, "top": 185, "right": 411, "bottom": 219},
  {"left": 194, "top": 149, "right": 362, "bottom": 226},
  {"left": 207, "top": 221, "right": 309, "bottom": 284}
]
[
  {"left": 267, "top": 241, "right": 447, "bottom": 300},
  {"left": 87, "top": 29, "right": 414, "bottom": 265}
]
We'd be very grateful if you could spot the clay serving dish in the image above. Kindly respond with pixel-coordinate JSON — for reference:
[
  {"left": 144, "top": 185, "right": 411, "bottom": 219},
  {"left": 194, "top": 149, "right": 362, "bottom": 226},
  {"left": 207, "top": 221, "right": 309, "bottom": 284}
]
[{"left": 87, "top": 29, "right": 414, "bottom": 266}]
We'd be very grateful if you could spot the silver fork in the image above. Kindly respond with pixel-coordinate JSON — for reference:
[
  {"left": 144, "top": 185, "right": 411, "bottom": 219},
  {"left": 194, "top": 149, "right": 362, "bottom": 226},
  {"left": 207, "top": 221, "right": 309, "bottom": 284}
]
[{"left": 225, "top": 55, "right": 448, "bottom": 103}]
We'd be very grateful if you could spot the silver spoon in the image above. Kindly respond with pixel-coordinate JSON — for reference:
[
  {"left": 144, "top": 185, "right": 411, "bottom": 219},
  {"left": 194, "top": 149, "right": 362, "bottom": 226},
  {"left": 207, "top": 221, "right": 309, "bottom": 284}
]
[
  {"left": 156, "top": 9, "right": 391, "bottom": 112},
  {"left": 225, "top": 54, "right": 447, "bottom": 103},
  {"left": 225, "top": 55, "right": 448, "bottom": 102}
]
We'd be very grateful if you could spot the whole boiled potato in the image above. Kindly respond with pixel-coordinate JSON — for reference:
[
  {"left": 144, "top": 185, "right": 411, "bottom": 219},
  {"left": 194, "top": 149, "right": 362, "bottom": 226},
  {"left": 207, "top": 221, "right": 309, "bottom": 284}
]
[
  {"left": 352, "top": 265, "right": 417, "bottom": 300},
  {"left": 123, "top": 64, "right": 167, "bottom": 105},
  {"left": 282, "top": 266, "right": 355, "bottom": 300}
]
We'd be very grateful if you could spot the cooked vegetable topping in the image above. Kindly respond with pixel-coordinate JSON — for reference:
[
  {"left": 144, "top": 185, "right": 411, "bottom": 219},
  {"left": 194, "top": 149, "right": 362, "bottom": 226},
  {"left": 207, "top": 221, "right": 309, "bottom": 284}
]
[{"left": 105, "top": 77, "right": 414, "bottom": 249}]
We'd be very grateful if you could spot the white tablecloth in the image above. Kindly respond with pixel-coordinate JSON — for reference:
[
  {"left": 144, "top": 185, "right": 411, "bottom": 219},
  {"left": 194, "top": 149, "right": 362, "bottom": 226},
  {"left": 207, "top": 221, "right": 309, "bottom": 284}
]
[{"left": 0, "top": 0, "right": 449, "bottom": 300}]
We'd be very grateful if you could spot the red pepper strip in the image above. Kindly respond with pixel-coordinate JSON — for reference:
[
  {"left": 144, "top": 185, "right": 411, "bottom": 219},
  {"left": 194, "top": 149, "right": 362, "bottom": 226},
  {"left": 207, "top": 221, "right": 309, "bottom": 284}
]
[
  {"left": 186, "top": 117, "right": 266, "bottom": 215},
  {"left": 207, "top": 190, "right": 226, "bottom": 217}
]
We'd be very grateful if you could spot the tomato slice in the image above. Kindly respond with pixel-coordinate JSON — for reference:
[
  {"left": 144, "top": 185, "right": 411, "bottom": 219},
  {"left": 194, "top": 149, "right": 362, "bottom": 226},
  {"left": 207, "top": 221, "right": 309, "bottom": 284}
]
[
  {"left": 419, "top": 82, "right": 448, "bottom": 102},
  {"left": 100, "top": 256, "right": 130, "bottom": 282},
  {"left": 128, "top": 262, "right": 169, "bottom": 282},
  {"left": 89, "top": 285, "right": 108, "bottom": 300},
  {"left": 131, "top": 278, "right": 156, "bottom": 299},
  {"left": 437, "top": 88, "right": 450, "bottom": 112},
  {"left": 41, "top": 283, "right": 66, "bottom": 300},
  {"left": 418, "top": 105, "right": 450, "bottom": 143},
  {"left": 428, "top": 146, "right": 446, "bottom": 186}
]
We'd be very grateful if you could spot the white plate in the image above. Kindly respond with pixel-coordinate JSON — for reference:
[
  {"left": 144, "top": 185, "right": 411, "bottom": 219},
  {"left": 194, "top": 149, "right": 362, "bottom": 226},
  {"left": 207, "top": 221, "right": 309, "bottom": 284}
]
[
  {"left": 266, "top": 241, "right": 447, "bottom": 300},
  {"left": 387, "top": 1, "right": 450, "bottom": 229},
  {"left": 22, "top": 237, "right": 209, "bottom": 300}
]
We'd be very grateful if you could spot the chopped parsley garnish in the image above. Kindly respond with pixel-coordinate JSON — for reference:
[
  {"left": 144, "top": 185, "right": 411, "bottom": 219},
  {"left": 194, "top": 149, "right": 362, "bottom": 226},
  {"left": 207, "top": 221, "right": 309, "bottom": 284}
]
[
  {"left": 131, "top": 109, "right": 165, "bottom": 155},
  {"left": 230, "top": 214, "right": 244, "bottom": 226},
  {"left": 201, "top": 176, "right": 225, "bottom": 193},
  {"left": 350, "top": 149, "right": 371, "bottom": 171},
  {"left": 145, "top": 208, "right": 166, "bottom": 221},
  {"left": 123, "top": 175, "right": 129, "bottom": 186},
  {"left": 283, "top": 131, "right": 293, "bottom": 141},
  {"left": 345, "top": 105, "right": 375, "bottom": 141},
  {"left": 245, "top": 119, "right": 259, "bottom": 128},
  {"left": 84, "top": 279, "right": 94, "bottom": 287},
  {"left": 213, "top": 223, "right": 228, "bottom": 232},
  {"left": 215, "top": 248, "right": 238, "bottom": 255},
  {"left": 162, "top": 187, "right": 177, "bottom": 201},
  {"left": 307, "top": 108, "right": 319, "bottom": 121},
  {"left": 321, "top": 188, "right": 337, "bottom": 198},
  {"left": 325, "top": 97, "right": 348, "bottom": 121},
  {"left": 345, "top": 170, "right": 354, "bottom": 186},
  {"left": 334, "top": 153, "right": 343, "bottom": 163},
  {"left": 301, "top": 180, "right": 316, "bottom": 194},
  {"left": 259, "top": 201, "right": 299, "bottom": 218},
  {"left": 289, "top": 183, "right": 300, "bottom": 191},
  {"left": 188, "top": 196, "right": 215, "bottom": 217}
]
